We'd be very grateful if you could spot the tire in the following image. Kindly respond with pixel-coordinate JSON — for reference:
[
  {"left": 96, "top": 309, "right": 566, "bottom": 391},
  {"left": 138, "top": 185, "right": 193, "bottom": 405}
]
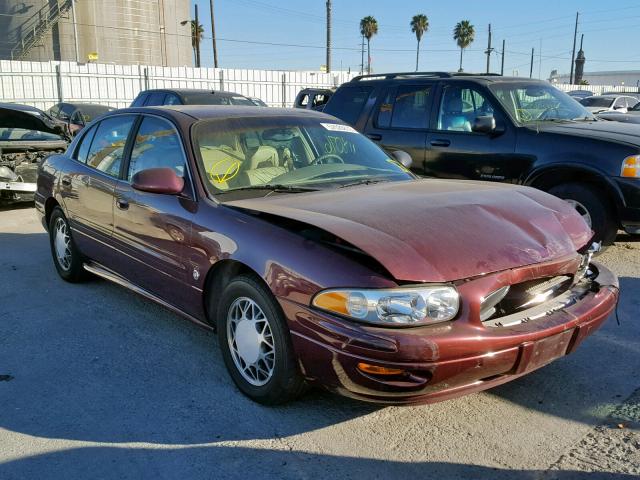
[
  {"left": 48, "top": 207, "right": 87, "bottom": 282},
  {"left": 216, "top": 274, "right": 305, "bottom": 405},
  {"left": 548, "top": 183, "right": 618, "bottom": 246}
]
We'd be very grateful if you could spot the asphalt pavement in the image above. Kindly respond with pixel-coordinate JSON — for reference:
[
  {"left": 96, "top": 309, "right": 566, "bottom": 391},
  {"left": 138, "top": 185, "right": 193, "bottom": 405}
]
[{"left": 0, "top": 205, "right": 638, "bottom": 479}]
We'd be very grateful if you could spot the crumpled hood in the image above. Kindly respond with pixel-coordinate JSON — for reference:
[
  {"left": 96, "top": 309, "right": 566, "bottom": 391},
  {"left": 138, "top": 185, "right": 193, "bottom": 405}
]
[
  {"left": 225, "top": 179, "right": 591, "bottom": 282},
  {"left": 0, "top": 106, "right": 64, "bottom": 136}
]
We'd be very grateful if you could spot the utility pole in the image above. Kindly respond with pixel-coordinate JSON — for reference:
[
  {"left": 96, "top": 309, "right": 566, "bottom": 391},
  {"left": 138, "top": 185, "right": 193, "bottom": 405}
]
[
  {"left": 360, "top": 35, "right": 365, "bottom": 74},
  {"left": 485, "top": 24, "right": 493, "bottom": 74},
  {"left": 530, "top": 47, "right": 534, "bottom": 78},
  {"left": 71, "top": 0, "right": 79, "bottom": 62},
  {"left": 569, "top": 11, "right": 579, "bottom": 84},
  {"left": 210, "top": 0, "right": 218, "bottom": 67},
  {"left": 194, "top": 3, "right": 201, "bottom": 68},
  {"left": 326, "top": 0, "right": 331, "bottom": 72},
  {"left": 500, "top": 39, "right": 505, "bottom": 75}
]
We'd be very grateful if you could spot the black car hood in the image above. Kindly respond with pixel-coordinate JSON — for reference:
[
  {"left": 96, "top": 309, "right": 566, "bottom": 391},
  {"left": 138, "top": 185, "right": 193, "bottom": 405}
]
[
  {"left": 533, "top": 120, "right": 640, "bottom": 146},
  {"left": 0, "top": 106, "right": 64, "bottom": 136}
]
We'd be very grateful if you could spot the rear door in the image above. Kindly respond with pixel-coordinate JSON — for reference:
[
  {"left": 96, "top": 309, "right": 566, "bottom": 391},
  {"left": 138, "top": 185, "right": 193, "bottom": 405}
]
[
  {"left": 424, "top": 82, "right": 518, "bottom": 181},
  {"left": 60, "top": 114, "right": 138, "bottom": 263},
  {"left": 112, "top": 114, "right": 195, "bottom": 305},
  {"left": 362, "top": 83, "right": 433, "bottom": 172}
]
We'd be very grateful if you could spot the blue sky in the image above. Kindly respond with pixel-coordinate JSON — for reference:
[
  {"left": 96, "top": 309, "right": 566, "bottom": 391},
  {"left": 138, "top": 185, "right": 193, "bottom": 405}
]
[{"left": 191, "top": 0, "right": 640, "bottom": 77}]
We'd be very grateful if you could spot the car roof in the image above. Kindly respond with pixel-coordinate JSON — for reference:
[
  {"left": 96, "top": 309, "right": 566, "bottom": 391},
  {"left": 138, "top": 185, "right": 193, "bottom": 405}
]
[
  {"left": 0, "top": 102, "right": 45, "bottom": 113},
  {"left": 346, "top": 72, "right": 547, "bottom": 85},
  {"left": 115, "top": 105, "right": 336, "bottom": 121},
  {"left": 140, "top": 88, "right": 244, "bottom": 97}
]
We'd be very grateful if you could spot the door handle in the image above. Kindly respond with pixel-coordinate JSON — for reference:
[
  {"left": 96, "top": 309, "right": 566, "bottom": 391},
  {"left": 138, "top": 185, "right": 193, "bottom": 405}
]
[
  {"left": 430, "top": 139, "right": 451, "bottom": 147},
  {"left": 116, "top": 198, "right": 129, "bottom": 210},
  {"left": 61, "top": 176, "right": 71, "bottom": 186},
  {"left": 366, "top": 133, "right": 382, "bottom": 141}
]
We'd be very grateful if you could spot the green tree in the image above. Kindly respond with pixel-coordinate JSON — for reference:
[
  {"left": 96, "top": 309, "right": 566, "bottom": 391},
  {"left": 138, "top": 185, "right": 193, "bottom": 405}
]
[
  {"left": 360, "top": 16, "right": 378, "bottom": 74},
  {"left": 410, "top": 14, "right": 429, "bottom": 71},
  {"left": 191, "top": 20, "right": 205, "bottom": 67},
  {"left": 453, "top": 20, "right": 475, "bottom": 72}
]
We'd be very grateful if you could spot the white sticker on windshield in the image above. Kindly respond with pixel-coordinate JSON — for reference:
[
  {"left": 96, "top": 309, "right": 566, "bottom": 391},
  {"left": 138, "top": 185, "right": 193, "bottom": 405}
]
[{"left": 320, "top": 123, "right": 358, "bottom": 133}]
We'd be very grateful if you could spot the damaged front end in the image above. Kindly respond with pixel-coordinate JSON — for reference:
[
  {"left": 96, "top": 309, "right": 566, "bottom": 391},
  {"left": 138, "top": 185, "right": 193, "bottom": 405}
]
[{"left": 0, "top": 104, "right": 69, "bottom": 203}]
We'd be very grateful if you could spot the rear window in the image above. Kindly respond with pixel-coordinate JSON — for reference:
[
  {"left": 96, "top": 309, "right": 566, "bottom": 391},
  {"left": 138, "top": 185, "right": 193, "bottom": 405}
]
[{"left": 324, "top": 86, "right": 374, "bottom": 125}]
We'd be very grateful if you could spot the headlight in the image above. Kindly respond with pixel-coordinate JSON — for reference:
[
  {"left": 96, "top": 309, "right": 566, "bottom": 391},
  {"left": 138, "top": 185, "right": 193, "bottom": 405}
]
[
  {"left": 621, "top": 155, "right": 640, "bottom": 178},
  {"left": 0, "top": 166, "right": 19, "bottom": 182},
  {"left": 312, "top": 286, "right": 460, "bottom": 327}
]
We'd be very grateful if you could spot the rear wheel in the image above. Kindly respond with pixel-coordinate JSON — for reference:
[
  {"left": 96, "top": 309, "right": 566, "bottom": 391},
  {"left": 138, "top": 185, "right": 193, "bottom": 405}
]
[
  {"left": 48, "top": 207, "right": 87, "bottom": 282},
  {"left": 216, "top": 274, "right": 306, "bottom": 405},
  {"left": 548, "top": 183, "right": 618, "bottom": 246}
]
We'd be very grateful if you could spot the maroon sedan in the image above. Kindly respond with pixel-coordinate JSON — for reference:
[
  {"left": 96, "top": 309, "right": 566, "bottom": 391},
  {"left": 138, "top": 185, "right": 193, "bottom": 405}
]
[{"left": 35, "top": 106, "right": 619, "bottom": 405}]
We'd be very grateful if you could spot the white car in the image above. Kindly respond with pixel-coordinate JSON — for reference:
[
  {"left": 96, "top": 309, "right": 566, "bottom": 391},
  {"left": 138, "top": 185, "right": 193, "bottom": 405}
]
[{"left": 579, "top": 94, "right": 639, "bottom": 114}]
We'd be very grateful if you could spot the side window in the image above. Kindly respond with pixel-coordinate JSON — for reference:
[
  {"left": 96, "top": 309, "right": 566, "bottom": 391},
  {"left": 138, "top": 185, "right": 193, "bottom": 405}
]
[
  {"left": 298, "top": 94, "right": 309, "bottom": 107},
  {"left": 376, "top": 89, "right": 395, "bottom": 128},
  {"left": 323, "top": 85, "right": 374, "bottom": 125},
  {"left": 71, "top": 110, "right": 84, "bottom": 125},
  {"left": 131, "top": 94, "right": 147, "bottom": 107},
  {"left": 164, "top": 93, "right": 181, "bottom": 105},
  {"left": 73, "top": 124, "right": 99, "bottom": 163},
  {"left": 390, "top": 85, "right": 431, "bottom": 129},
  {"left": 127, "top": 116, "right": 186, "bottom": 182},
  {"left": 437, "top": 85, "right": 495, "bottom": 132},
  {"left": 86, "top": 115, "right": 136, "bottom": 177},
  {"left": 144, "top": 92, "right": 166, "bottom": 106}
]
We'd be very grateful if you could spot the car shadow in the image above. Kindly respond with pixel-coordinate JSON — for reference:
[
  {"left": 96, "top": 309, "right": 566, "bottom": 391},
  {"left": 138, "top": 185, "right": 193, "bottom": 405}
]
[
  {"left": 0, "top": 445, "right": 635, "bottom": 480},
  {"left": 0, "top": 231, "right": 637, "bottom": 452}
]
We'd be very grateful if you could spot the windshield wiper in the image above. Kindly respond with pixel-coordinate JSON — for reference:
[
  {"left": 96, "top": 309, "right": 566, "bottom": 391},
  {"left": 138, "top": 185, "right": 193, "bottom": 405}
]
[
  {"left": 339, "top": 179, "right": 387, "bottom": 188},
  {"left": 221, "top": 184, "right": 319, "bottom": 193}
]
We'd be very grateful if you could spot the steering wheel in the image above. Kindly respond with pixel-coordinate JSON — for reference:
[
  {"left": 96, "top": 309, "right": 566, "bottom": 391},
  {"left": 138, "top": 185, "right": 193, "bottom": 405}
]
[
  {"left": 516, "top": 109, "right": 533, "bottom": 122},
  {"left": 537, "top": 105, "right": 573, "bottom": 121},
  {"left": 312, "top": 153, "right": 344, "bottom": 165}
]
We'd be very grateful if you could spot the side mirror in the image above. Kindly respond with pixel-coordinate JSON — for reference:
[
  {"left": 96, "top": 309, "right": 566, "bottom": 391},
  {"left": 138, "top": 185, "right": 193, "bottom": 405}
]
[
  {"left": 391, "top": 150, "right": 413, "bottom": 169},
  {"left": 472, "top": 115, "right": 497, "bottom": 134},
  {"left": 132, "top": 167, "right": 184, "bottom": 195}
]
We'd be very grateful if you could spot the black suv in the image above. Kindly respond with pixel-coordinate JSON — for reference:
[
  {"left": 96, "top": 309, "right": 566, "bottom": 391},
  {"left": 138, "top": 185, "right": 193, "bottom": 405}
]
[
  {"left": 130, "top": 89, "right": 254, "bottom": 107},
  {"left": 323, "top": 72, "right": 640, "bottom": 244}
]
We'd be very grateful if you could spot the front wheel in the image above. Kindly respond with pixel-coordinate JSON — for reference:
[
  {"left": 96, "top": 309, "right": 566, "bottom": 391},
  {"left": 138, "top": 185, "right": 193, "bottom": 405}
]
[
  {"left": 48, "top": 207, "right": 87, "bottom": 282},
  {"left": 216, "top": 274, "right": 306, "bottom": 405},
  {"left": 548, "top": 183, "right": 618, "bottom": 246}
]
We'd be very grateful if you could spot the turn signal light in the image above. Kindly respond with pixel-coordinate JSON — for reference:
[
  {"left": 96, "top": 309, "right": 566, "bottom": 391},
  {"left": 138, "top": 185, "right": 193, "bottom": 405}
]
[
  {"left": 357, "top": 362, "right": 405, "bottom": 376},
  {"left": 621, "top": 155, "right": 640, "bottom": 178}
]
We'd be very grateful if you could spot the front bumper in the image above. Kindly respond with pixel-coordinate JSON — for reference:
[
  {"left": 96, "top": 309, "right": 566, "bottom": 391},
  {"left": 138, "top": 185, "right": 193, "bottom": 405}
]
[
  {"left": 0, "top": 180, "right": 36, "bottom": 202},
  {"left": 283, "top": 260, "right": 618, "bottom": 405}
]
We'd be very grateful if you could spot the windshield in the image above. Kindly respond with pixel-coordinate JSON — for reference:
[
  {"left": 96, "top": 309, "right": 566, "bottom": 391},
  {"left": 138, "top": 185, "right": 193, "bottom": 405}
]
[
  {"left": 184, "top": 93, "right": 254, "bottom": 106},
  {"left": 192, "top": 116, "right": 413, "bottom": 196},
  {"left": 78, "top": 105, "right": 113, "bottom": 122},
  {"left": 0, "top": 127, "right": 62, "bottom": 141},
  {"left": 579, "top": 97, "right": 614, "bottom": 108},
  {"left": 632, "top": 102, "right": 640, "bottom": 112},
  {"left": 490, "top": 83, "right": 594, "bottom": 122}
]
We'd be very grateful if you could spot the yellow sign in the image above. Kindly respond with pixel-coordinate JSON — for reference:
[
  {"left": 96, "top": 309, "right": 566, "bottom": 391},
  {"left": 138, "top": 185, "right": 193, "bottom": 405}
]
[
  {"left": 87, "top": 52, "right": 99, "bottom": 61},
  {"left": 320, "top": 64, "right": 327, "bottom": 72}
]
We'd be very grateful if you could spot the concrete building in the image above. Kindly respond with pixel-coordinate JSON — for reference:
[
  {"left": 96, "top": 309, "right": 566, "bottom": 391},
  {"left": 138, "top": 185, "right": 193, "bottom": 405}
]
[
  {"left": 0, "top": 0, "right": 193, "bottom": 67},
  {"left": 550, "top": 69, "right": 640, "bottom": 88}
]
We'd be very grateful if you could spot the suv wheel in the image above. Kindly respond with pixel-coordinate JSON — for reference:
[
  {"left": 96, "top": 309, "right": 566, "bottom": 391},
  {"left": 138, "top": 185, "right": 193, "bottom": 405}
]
[
  {"left": 548, "top": 183, "right": 618, "bottom": 245},
  {"left": 216, "top": 274, "right": 306, "bottom": 405},
  {"left": 48, "top": 207, "right": 87, "bottom": 282}
]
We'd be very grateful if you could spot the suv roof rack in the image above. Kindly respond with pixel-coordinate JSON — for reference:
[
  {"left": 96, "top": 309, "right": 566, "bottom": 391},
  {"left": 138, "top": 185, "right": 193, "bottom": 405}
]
[{"left": 350, "top": 72, "right": 453, "bottom": 82}]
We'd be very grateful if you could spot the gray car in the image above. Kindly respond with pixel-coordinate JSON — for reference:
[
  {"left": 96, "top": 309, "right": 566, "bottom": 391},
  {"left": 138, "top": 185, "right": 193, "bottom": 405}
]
[
  {"left": 598, "top": 101, "right": 640, "bottom": 124},
  {"left": 579, "top": 94, "right": 639, "bottom": 114}
]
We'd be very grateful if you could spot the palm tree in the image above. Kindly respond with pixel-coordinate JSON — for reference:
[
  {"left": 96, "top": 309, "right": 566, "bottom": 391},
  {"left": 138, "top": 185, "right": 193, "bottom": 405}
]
[
  {"left": 410, "top": 14, "right": 429, "bottom": 71},
  {"left": 190, "top": 20, "right": 205, "bottom": 67},
  {"left": 453, "top": 20, "right": 475, "bottom": 72},
  {"left": 360, "top": 16, "right": 378, "bottom": 74}
]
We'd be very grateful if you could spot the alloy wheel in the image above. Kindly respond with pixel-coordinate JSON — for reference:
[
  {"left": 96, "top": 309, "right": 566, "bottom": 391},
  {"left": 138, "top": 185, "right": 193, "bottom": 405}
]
[
  {"left": 227, "top": 297, "right": 275, "bottom": 386},
  {"left": 564, "top": 199, "right": 593, "bottom": 228}
]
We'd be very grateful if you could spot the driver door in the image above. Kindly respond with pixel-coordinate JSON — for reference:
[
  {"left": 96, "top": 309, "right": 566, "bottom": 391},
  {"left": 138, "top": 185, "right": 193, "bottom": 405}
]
[{"left": 424, "top": 82, "right": 519, "bottom": 182}]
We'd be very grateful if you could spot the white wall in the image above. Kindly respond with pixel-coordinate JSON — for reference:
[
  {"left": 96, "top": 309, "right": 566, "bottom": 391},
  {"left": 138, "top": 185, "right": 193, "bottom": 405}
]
[
  {"left": 554, "top": 83, "right": 640, "bottom": 95},
  {"left": 0, "top": 60, "right": 354, "bottom": 110}
]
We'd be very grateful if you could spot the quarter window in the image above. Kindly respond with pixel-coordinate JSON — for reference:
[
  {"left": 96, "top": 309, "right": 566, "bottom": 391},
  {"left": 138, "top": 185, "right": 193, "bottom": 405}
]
[
  {"left": 86, "top": 115, "right": 136, "bottom": 177},
  {"left": 74, "top": 124, "right": 98, "bottom": 163},
  {"left": 127, "top": 116, "right": 186, "bottom": 182}
]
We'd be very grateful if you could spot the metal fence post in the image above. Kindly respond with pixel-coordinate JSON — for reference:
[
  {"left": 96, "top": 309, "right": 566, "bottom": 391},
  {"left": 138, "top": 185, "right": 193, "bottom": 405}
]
[
  {"left": 144, "top": 67, "right": 149, "bottom": 90},
  {"left": 55, "top": 64, "right": 63, "bottom": 103},
  {"left": 219, "top": 69, "right": 224, "bottom": 91},
  {"left": 281, "top": 73, "right": 286, "bottom": 108}
]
